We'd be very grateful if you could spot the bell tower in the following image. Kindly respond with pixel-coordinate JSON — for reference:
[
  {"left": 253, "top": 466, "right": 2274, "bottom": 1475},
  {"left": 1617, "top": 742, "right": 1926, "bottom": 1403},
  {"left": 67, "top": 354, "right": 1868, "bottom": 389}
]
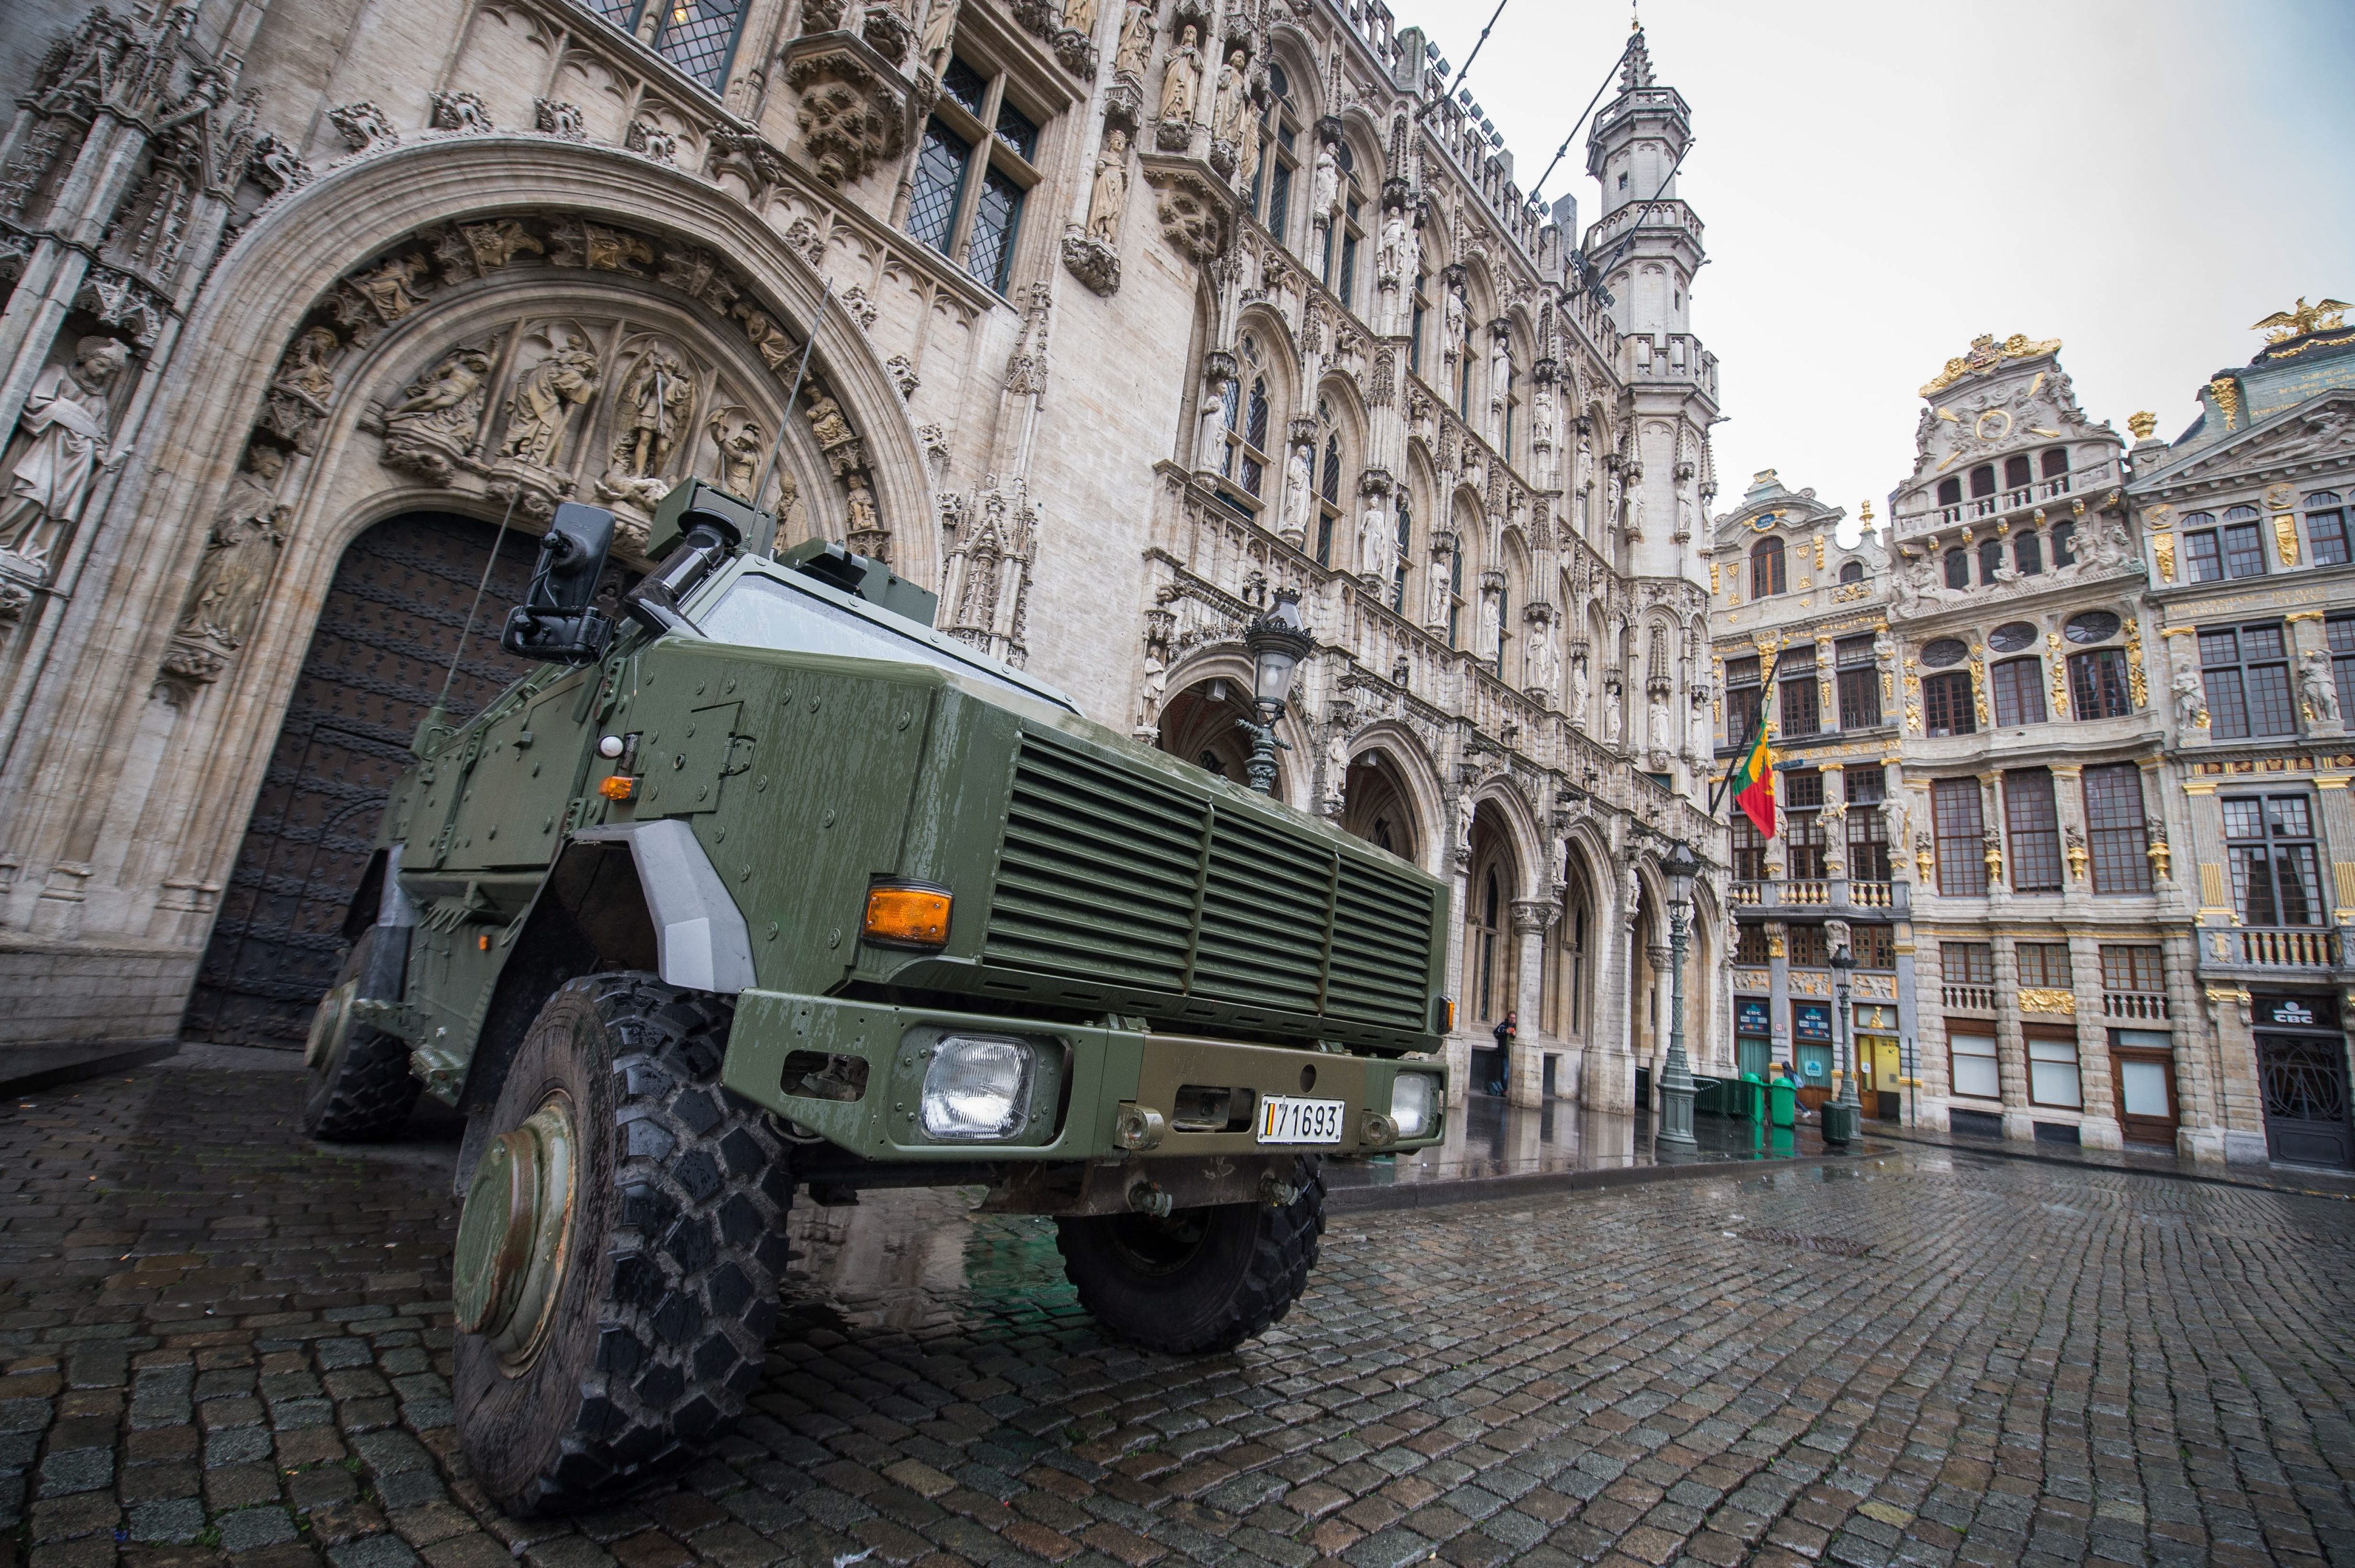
[{"left": 1585, "top": 26, "right": 1701, "bottom": 342}]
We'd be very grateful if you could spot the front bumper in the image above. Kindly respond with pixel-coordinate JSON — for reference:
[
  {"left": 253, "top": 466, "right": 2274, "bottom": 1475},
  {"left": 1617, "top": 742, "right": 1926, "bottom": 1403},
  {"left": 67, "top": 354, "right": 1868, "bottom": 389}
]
[{"left": 721, "top": 991, "right": 1446, "bottom": 1163}]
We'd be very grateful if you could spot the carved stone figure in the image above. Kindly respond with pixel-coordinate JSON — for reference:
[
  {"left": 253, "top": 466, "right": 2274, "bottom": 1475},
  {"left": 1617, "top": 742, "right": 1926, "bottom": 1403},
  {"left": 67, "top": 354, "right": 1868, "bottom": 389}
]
[
  {"left": 919, "top": 0, "right": 960, "bottom": 76},
  {"left": 1378, "top": 208, "right": 1409, "bottom": 282},
  {"left": 612, "top": 351, "right": 693, "bottom": 479},
  {"left": 178, "top": 446, "right": 288, "bottom": 651},
  {"left": 0, "top": 336, "right": 131, "bottom": 580},
  {"left": 1443, "top": 284, "right": 1466, "bottom": 362},
  {"left": 1137, "top": 646, "right": 1168, "bottom": 731},
  {"left": 1211, "top": 51, "right": 1249, "bottom": 145},
  {"left": 1310, "top": 142, "right": 1339, "bottom": 225},
  {"left": 709, "top": 411, "right": 764, "bottom": 497},
  {"left": 1086, "top": 128, "right": 1130, "bottom": 244},
  {"left": 1357, "top": 495, "right": 1395, "bottom": 588},
  {"left": 1233, "top": 107, "right": 1260, "bottom": 191},
  {"left": 1324, "top": 724, "right": 1352, "bottom": 810},
  {"left": 1526, "top": 628, "right": 1559, "bottom": 697},
  {"left": 1279, "top": 443, "right": 1313, "bottom": 542},
  {"left": 1476, "top": 591, "right": 1500, "bottom": 662},
  {"left": 500, "top": 333, "right": 601, "bottom": 467},
  {"left": 2084, "top": 511, "right": 2131, "bottom": 570},
  {"left": 1114, "top": 2, "right": 1155, "bottom": 78},
  {"left": 1426, "top": 547, "right": 1452, "bottom": 626},
  {"left": 384, "top": 345, "right": 490, "bottom": 433},
  {"left": 1453, "top": 788, "right": 1475, "bottom": 856},
  {"left": 1063, "top": 0, "right": 1100, "bottom": 32},
  {"left": 2302, "top": 649, "right": 2339, "bottom": 723},
  {"left": 1573, "top": 425, "right": 1593, "bottom": 496},
  {"left": 1570, "top": 652, "right": 1591, "bottom": 726},
  {"left": 1602, "top": 674, "right": 1623, "bottom": 745},
  {"left": 1159, "top": 26, "right": 1202, "bottom": 124},
  {"left": 1648, "top": 689, "right": 1671, "bottom": 758}
]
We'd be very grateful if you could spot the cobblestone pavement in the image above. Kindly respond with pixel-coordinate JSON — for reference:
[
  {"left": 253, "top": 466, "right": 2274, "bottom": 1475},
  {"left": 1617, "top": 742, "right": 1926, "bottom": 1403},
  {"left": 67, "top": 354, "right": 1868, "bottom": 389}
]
[{"left": 5, "top": 1063, "right": 2354, "bottom": 1568}]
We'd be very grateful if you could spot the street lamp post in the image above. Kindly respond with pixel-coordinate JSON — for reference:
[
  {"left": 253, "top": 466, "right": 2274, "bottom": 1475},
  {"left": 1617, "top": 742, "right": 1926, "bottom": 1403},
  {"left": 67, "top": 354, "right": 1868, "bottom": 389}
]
[
  {"left": 1238, "top": 592, "right": 1313, "bottom": 796},
  {"left": 1826, "top": 927, "right": 1859, "bottom": 1145},
  {"left": 1656, "top": 841, "right": 1700, "bottom": 1151}
]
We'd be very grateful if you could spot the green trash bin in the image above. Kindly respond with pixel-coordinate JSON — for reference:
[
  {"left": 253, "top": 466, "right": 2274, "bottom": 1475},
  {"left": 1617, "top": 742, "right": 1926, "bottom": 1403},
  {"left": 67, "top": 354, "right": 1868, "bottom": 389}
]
[
  {"left": 1740, "top": 1071, "right": 1766, "bottom": 1122},
  {"left": 1822, "top": 1099, "right": 1858, "bottom": 1145},
  {"left": 1767, "top": 1077, "right": 1797, "bottom": 1130}
]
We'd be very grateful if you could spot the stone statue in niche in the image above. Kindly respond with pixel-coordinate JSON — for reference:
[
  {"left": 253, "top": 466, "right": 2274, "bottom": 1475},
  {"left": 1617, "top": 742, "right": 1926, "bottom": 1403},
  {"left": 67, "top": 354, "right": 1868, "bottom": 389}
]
[
  {"left": 1426, "top": 547, "right": 1452, "bottom": 627},
  {"left": 1310, "top": 143, "right": 1339, "bottom": 225},
  {"left": 1063, "top": 0, "right": 1099, "bottom": 32},
  {"left": 1647, "top": 687, "right": 1671, "bottom": 758},
  {"left": 1378, "top": 207, "right": 1409, "bottom": 282},
  {"left": 178, "top": 446, "right": 289, "bottom": 653},
  {"left": 1324, "top": 724, "right": 1352, "bottom": 812},
  {"left": 1211, "top": 51, "right": 1249, "bottom": 145},
  {"left": 708, "top": 410, "right": 764, "bottom": 499},
  {"left": 612, "top": 350, "right": 693, "bottom": 480},
  {"left": 1570, "top": 651, "right": 1591, "bottom": 727},
  {"left": 1160, "top": 26, "right": 1202, "bottom": 124},
  {"left": 1113, "top": 2, "right": 1155, "bottom": 78},
  {"left": 1476, "top": 591, "right": 1500, "bottom": 663},
  {"left": 1574, "top": 424, "right": 1593, "bottom": 496},
  {"left": 1442, "top": 283, "right": 1465, "bottom": 362},
  {"left": 500, "top": 333, "right": 601, "bottom": 468},
  {"left": 1233, "top": 108, "right": 1260, "bottom": 190},
  {"left": 2302, "top": 649, "right": 2339, "bottom": 723},
  {"left": 1602, "top": 673, "right": 1623, "bottom": 745},
  {"left": 1357, "top": 494, "right": 1395, "bottom": 589},
  {"left": 1526, "top": 626, "right": 1559, "bottom": 698},
  {"left": 1454, "top": 787, "right": 1476, "bottom": 857},
  {"left": 1279, "top": 443, "right": 1313, "bottom": 542},
  {"left": 919, "top": 0, "right": 960, "bottom": 78},
  {"left": 0, "top": 335, "right": 132, "bottom": 582},
  {"left": 1086, "top": 128, "right": 1130, "bottom": 244}
]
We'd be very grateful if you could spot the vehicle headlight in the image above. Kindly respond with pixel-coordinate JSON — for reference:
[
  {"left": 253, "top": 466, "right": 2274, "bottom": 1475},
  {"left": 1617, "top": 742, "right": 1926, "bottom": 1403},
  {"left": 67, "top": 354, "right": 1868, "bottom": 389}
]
[
  {"left": 1389, "top": 1072, "right": 1437, "bottom": 1140},
  {"left": 920, "top": 1034, "right": 1035, "bottom": 1140}
]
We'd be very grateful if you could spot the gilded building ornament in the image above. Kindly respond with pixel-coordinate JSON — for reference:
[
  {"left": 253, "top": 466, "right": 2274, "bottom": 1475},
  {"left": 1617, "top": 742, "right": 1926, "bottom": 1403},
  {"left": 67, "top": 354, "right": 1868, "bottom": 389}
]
[
  {"left": 2252, "top": 296, "right": 2350, "bottom": 343},
  {"left": 2123, "top": 616, "right": 2147, "bottom": 709},
  {"left": 1919, "top": 332, "right": 2063, "bottom": 396},
  {"left": 2127, "top": 409, "right": 2158, "bottom": 440},
  {"left": 2207, "top": 375, "right": 2242, "bottom": 431},
  {"left": 2018, "top": 988, "right": 2076, "bottom": 1016}
]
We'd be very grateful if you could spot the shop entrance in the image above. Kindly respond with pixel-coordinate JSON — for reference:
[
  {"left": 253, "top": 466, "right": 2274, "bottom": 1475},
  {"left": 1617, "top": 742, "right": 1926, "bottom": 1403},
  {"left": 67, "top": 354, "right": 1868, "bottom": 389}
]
[
  {"left": 2252, "top": 994, "right": 2352, "bottom": 1168},
  {"left": 2107, "top": 1028, "right": 2178, "bottom": 1149}
]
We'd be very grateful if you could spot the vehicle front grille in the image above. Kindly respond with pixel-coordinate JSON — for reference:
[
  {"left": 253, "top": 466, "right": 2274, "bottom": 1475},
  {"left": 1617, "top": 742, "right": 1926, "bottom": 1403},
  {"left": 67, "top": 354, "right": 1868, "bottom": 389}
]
[{"left": 983, "top": 731, "right": 1439, "bottom": 1032}]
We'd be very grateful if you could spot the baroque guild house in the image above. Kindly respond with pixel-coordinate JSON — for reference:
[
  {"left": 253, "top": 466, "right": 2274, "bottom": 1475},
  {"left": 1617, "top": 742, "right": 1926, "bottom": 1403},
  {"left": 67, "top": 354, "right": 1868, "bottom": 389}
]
[{"left": 0, "top": 0, "right": 1725, "bottom": 1111}]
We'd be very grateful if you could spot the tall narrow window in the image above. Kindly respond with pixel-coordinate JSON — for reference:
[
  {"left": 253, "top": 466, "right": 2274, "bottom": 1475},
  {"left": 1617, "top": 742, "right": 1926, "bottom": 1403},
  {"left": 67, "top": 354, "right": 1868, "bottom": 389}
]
[
  {"left": 2004, "top": 768, "right": 2063, "bottom": 892},
  {"left": 1932, "top": 777, "right": 1988, "bottom": 896},
  {"left": 2306, "top": 491, "right": 2349, "bottom": 565},
  {"left": 1978, "top": 538, "right": 2004, "bottom": 584},
  {"left": 1785, "top": 772, "right": 1826, "bottom": 880},
  {"left": 2224, "top": 795, "right": 2322, "bottom": 925},
  {"left": 1256, "top": 66, "right": 1298, "bottom": 247},
  {"left": 1315, "top": 428, "right": 1341, "bottom": 566},
  {"left": 1476, "top": 869, "right": 1502, "bottom": 1019},
  {"left": 2330, "top": 614, "right": 2355, "bottom": 722},
  {"left": 2015, "top": 531, "right": 2043, "bottom": 576},
  {"left": 2068, "top": 648, "right": 2132, "bottom": 719},
  {"left": 2182, "top": 512, "right": 2222, "bottom": 580},
  {"left": 1731, "top": 816, "right": 1769, "bottom": 882},
  {"left": 908, "top": 120, "right": 973, "bottom": 251},
  {"left": 1494, "top": 582, "right": 1509, "bottom": 680},
  {"left": 1836, "top": 636, "right": 1881, "bottom": 729},
  {"left": 2082, "top": 764, "right": 2153, "bottom": 895},
  {"left": 1447, "top": 546, "right": 1462, "bottom": 648},
  {"left": 1944, "top": 548, "right": 1970, "bottom": 589},
  {"left": 1338, "top": 198, "right": 1361, "bottom": 307},
  {"left": 1778, "top": 653, "right": 1820, "bottom": 738},
  {"left": 1751, "top": 537, "right": 1787, "bottom": 597},
  {"left": 2221, "top": 505, "right": 2267, "bottom": 577},
  {"left": 1846, "top": 788, "right": 1891, "bottom": 881},
  {"left": 1724, "top": 655, "right": 1763, "bottom": 745},
  {"left": 2051, "top": 519, "right": 2077, "bottom": 566},
  {"left": 2202, "top": 623, "right": 2296, "bottom": 738},
  {"left": 1410, "top": 273, "right": 1428, "bottom": 375},
  {"left": 1990, "top": 657, "right": 2046, "bottom": 726}
]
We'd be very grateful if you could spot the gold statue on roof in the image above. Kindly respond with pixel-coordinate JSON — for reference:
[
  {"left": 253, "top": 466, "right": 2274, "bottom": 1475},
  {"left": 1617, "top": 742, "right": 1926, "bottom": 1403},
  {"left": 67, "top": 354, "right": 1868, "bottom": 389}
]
[
  {"left": 2252, "top": 297, "right": 2351, "bottom": 344},
  {"left": 1919, "top": 332, "right": 2063, "bottom": 397}
]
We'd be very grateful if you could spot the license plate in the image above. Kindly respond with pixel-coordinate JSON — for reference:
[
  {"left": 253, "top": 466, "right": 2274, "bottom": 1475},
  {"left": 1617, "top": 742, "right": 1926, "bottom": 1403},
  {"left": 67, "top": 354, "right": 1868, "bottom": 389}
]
[{"left": 1257, "top": 1095, "right": 1346, "bottom": 1145}]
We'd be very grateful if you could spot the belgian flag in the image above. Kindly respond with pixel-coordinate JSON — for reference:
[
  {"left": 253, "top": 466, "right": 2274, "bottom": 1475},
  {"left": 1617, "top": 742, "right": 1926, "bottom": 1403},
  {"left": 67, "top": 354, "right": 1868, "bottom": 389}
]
[{"left": 1731, "top": 727, "right": 1775, "bottom": 838}]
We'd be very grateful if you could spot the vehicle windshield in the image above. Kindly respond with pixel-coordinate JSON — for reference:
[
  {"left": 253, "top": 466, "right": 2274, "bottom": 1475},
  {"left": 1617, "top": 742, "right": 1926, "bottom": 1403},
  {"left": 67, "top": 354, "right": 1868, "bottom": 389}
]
[{"left": 696, "top": 569, "right": 1071, "bottom": 708}]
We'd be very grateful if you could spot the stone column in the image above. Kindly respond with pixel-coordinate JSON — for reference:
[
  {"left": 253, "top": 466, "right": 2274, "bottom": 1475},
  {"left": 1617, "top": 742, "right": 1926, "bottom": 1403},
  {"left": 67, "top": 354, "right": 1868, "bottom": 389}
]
[
  {"left": 1646, "top": 942, "right": 1674, "bottom": 1112},
  {"left": 1509, "top": 899, "right": 1558, "bottom": 1107},
  {"left": 1766, "top": 920, "right": 1791, "bottom": 1075},
  {"left": 2202, "top": 983, "right": 2269, "bottom": 1164},
  {"left": 2313, "top": 772, "right": 2355, "bottom": 925},
  {"left": 1990, "top": 934, "right": 2034, "bottom": 1141},
  {"left": 2161, "top": 930, "right": 2220, "bottom": 1161},
  {"left": 2069, "top": 931, "right": 2122, "bottom": 1150},
  {"left": 1443, "top": 857, "right": 1472, "bottom": 1107}
]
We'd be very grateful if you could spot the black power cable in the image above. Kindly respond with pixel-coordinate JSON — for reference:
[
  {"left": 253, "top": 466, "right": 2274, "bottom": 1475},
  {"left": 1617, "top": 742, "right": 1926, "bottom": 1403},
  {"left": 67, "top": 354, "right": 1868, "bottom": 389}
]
[
  {"left": 1526, "top": 34, "right": 1636, "bottom": 210},
  {"left": 1413, "top": 0, "right": 1512, "bottom": 124},
  {"left": 1583, "top": 132, "right": 1694, "bottom": 304}
]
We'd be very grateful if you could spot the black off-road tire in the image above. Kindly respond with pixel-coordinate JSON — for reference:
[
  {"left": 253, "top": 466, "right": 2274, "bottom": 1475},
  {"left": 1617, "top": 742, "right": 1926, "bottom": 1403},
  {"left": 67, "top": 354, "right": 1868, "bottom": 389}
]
[
  {"left": 454, "top": 973, "right": 793, "bottom": 1516},
  {"left": 301, "top": 929, "right": 421, "bottom": 1143},
  {"left": 1056, "top": 1155, "right": 1325, "bottom": 1354}
]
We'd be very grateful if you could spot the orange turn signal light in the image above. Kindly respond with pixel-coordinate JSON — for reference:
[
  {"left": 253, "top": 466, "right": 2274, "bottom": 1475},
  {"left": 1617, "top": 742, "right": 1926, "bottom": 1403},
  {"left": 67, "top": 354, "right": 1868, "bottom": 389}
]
[
  {"left": 1440, "top": 997, "right": 1456, "bottom": 1032},
  {"left": 862, "top": 883, "right": 952, "bottom": 949},
  {"left": 599, "top": 775, "right": 638, "bottom": 801}
]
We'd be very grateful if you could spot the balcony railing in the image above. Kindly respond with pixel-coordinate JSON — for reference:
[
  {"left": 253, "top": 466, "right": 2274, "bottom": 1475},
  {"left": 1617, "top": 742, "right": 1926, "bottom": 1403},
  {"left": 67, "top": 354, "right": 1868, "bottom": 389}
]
[
  {"left": 2210, "top": 927, "right": 2340, "bottom": 970},
  {"left": 1729, "top": 879, "right": 1911, "bottom": 914},
  {"left": 1907, "top": 461, "right": 2116, "bottom": 535},
  {"left": 2103, "top": 989, "right": 2169, "bottom": 1021},
  {"left": 1943, "top": 983, "right": 1996, "bottom": 1011}
]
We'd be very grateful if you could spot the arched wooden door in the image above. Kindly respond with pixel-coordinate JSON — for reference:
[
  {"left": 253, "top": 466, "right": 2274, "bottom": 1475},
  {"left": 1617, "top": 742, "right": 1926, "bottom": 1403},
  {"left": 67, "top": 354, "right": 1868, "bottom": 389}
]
[{"left": 182, "top": 512, "right": 539, "bottom": 1047}]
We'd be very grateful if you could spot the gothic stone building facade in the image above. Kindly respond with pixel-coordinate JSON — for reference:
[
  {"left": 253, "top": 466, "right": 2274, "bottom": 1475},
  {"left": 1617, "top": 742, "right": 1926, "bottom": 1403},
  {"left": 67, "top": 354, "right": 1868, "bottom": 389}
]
[
  {"left": 0, "top": 0, "right": 1729, "bottom": 1111},
  {"left": 1713, "top": 319, "right": 2355, "bottom": 1168}
]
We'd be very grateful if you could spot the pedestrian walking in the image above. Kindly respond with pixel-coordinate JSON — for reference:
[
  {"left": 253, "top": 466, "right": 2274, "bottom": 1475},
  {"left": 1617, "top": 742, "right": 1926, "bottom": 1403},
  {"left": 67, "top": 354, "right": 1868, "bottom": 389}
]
[{"left": 1490, "top": 1010, "right": 1516, "bottom": 1097}]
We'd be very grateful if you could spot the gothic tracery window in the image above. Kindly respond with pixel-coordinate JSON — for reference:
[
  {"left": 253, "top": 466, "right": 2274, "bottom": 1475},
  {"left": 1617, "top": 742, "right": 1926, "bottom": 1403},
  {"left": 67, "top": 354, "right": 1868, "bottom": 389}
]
[
  {"left": 592, "top": 0, "right": 747, "bottom": 91},
  {"left": 904, "top": 53, "right": 1044, "bottom": 294},
  {"left": 1252, "top": 65, "right": 1299, "bottom": 248},
  {"left": 1221, "top": 337, "right": 1272, "bottom": 501}
]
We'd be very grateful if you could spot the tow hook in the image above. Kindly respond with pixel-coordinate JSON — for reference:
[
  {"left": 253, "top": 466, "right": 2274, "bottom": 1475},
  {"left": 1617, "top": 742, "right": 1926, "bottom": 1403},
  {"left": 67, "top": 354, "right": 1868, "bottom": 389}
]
[
  {"left": 1113, "top": 1104, "right": 1165, "bottom": 1151},
  {"left": 1260, "top": 1172, "right": 1301, "bottom": 1208},
  {"left": 1126, "top": 1180, "right": 1173, "bottom": 1219}
]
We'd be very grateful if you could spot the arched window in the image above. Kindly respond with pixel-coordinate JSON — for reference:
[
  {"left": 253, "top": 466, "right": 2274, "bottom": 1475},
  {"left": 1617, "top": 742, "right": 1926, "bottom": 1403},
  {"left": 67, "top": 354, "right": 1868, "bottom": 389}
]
[
  {"left": 1750, "top": 536, "right": 1787, "bottom": 597},
  {"left": 1392, "top": 492, "right": 1413, "bottom": 611},
  {"left": 2041, "top": 447, "right": 2070, "bottom": 483},
  {"left": 1839, "top": 560, "right": 1865, "bottom": 584},
  {"left": 1219, "top": 338, "right": 1273, "bottom": 501},
  {"left": 1969, "top": 464, "right": 1997, "bottom": 501},
  {"left": 2003, "top": 454, "right": 2032, "bottom": 493},
  {"left": 1458, "top": 348, "right": 1474, "bottom": 419},
  {"left": 1978, "top": 538, "right": 2004, "bottom": 584},
  {"left": 1500, "top": 347, "right": 1519, "bottom": 462},
  {"left": 2015, "top": 531, "right": 2043, "bottom": 576},
  {"left": 1448, "top": 543, "right": 1464, "bottom": 647},
  {"left": 1316, "top": 424, "right": 1341, "bottom": 566},
  {"left": 1944, "top": 547, "right": 1970, "bottom": 589},
  {"left": 1252, "top": 65, "right": 1299, "bottom": 248},
  {"left": 1410, "top": 272, "right": 1429, "bottom": 376},
  {"left": 1937, "top": 476, "right": 1962, "bottom": 511},
  {"left": 1327, "top": 143, "right": 1364, "bottom": 308}
]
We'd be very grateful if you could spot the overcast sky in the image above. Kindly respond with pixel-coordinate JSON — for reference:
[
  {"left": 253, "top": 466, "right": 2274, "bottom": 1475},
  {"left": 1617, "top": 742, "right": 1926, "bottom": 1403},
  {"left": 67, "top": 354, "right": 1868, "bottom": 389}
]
[{"left": 1412, "top": 0, "right": 2355, "bottom": 540}]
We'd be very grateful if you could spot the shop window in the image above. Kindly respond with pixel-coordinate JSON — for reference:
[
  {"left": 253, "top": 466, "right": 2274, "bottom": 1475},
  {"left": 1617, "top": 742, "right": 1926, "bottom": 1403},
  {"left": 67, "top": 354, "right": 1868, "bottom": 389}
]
[
  {"left": 1932, "top": 777, "right": 1988, "bottom": 895},
  {"left": 1949, "top": 1031, "right": 2000, "bottom": 1100},
  {"left": 1923, "top": 670, "right": 1975, "bottom": 737},
  {"left": 2224, "top": 794, "right": 2323, "bottom": 926},
  {"left": 1990, "top": 656, "right": 2045, "bottom": 727},
  {"left": 2069, "top": 648, "right": 2132, "bottom": 719},
  {"left": 2082, "top": 764, "right": 2153, "bottom": 895},
  {"left": 2004, "top": 769, "right": 2063, "bottom": 892},
  {"left": 2027, "top": 1029, "right": 2083, "bottom": 1109},
  {"left": 2306, "top": 491, "right": 2348, "bottom": 565},
  {"left": 2201, "top": 622, "right": 2297, "bottom": 738}
]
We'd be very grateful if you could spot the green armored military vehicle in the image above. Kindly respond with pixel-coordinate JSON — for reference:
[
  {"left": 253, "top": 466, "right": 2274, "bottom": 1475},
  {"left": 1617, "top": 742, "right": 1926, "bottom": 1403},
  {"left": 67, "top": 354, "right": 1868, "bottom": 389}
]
[{"left": 300, "top": 480, "right": 1451, "bottom": 1514}]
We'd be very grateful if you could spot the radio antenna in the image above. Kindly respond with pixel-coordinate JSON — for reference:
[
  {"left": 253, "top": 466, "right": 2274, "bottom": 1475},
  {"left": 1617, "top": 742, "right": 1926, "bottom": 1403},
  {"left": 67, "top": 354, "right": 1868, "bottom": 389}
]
[
  {"left": 749, "top": 279, "right": 834, "bottom": 558},
  {"left": 418, "top": 484, "right": 522, "bottom": 753}
]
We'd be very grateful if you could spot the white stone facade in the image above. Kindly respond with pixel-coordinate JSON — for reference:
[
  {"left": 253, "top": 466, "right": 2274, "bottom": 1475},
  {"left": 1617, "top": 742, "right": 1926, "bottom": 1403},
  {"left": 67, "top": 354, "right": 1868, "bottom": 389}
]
[{"left": 0, "top": 0, "right": 1724, "bottom": 1108}]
